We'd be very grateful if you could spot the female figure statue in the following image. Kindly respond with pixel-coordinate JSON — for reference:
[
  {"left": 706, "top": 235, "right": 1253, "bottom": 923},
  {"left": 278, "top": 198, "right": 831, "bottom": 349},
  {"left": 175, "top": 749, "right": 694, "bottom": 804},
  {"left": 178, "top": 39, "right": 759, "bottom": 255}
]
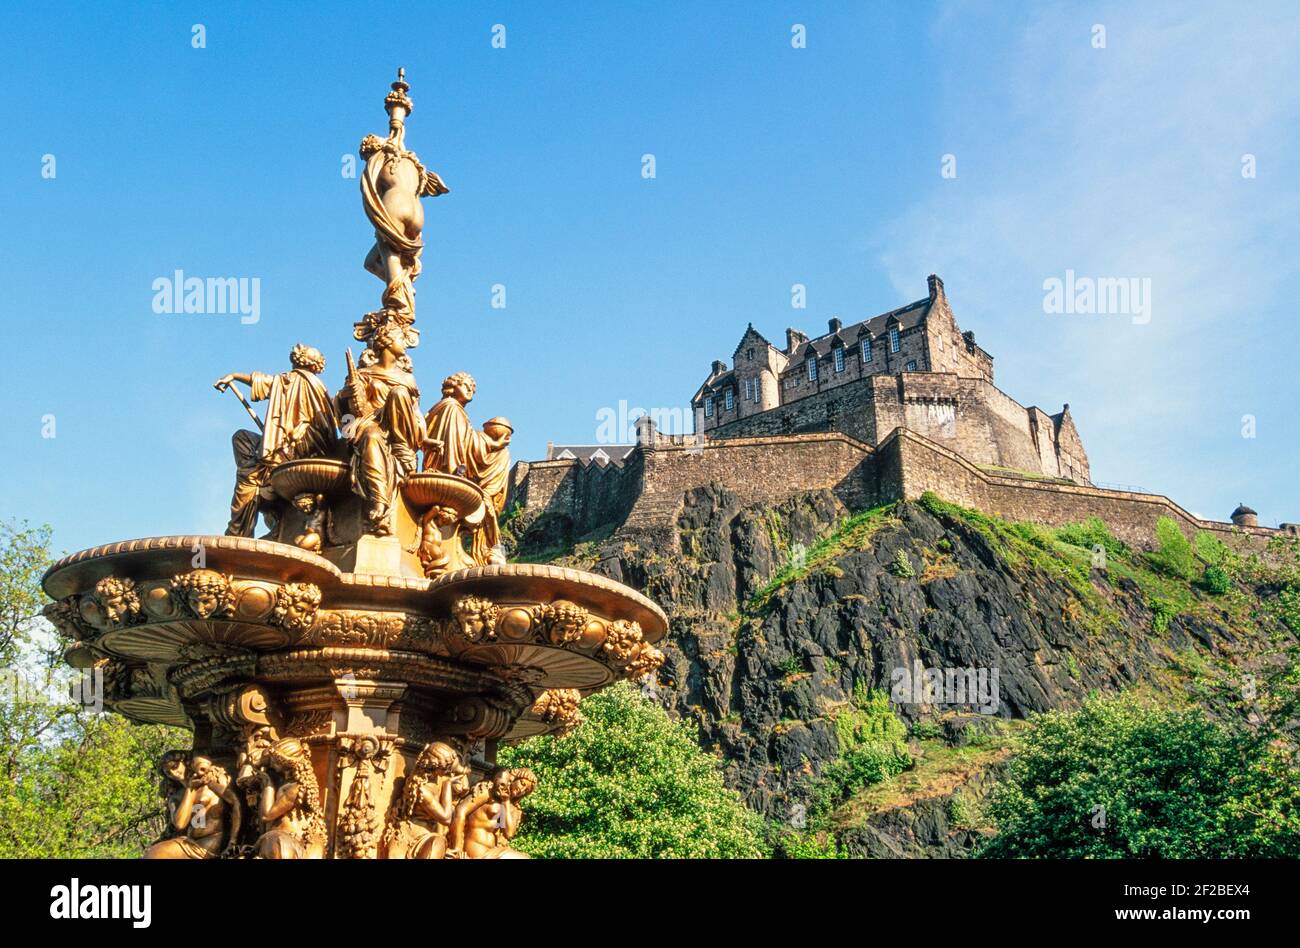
[
  {"left": 383, "top": 741, "right": 470, "bottom": 859},
  {"left": 253, "top": 738, "right": 326, "bottom": 859},
  {"left": 336, "top": 321, "right": 426, "bottom": 535},
  {"left": 359, "top": 69, "right": 448, "bottom": 323}
]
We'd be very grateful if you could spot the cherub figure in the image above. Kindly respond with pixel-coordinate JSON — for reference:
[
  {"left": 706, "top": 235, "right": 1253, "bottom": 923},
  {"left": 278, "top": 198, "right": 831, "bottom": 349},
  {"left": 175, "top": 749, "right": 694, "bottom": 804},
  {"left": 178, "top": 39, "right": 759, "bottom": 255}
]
[
  {"left": 447, "top": 766, "right": 537, "bottom": 859},
  {"left": 289, "top": 492, "right": 328, "bottom": 552},
  {"left": 144, "top": 752, "right": 241, "bottom": 860}
]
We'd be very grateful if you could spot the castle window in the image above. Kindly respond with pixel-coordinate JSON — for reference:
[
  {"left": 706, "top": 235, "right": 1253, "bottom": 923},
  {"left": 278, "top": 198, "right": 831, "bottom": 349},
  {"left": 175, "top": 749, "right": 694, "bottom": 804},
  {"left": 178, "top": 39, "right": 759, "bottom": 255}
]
[
  {"left": 744, "top": 378, "right": 752, "bottom": 401},
  {"left": 862, "top": 338, "right": 872, "bottom": 363},
  {"left": 833, "top": 346, "right": 845, "bottom": 373},
  {"left": 906, "top": 360, "right": 917, "bottom": 372},
  {"left": 704, "top": 396, "right": 714, "bottom": 417},
  {"left": 889, "top": 327, "right": 901, "bottom": 353},
  {"left": 725, "top": 388, "right": 734, "bottom": 412},
  {"left": 806, "top": 355, "right": 818, "bottom": 382},
  {"left": 747, "top": 349, "right": 754, "bottom": 361}
]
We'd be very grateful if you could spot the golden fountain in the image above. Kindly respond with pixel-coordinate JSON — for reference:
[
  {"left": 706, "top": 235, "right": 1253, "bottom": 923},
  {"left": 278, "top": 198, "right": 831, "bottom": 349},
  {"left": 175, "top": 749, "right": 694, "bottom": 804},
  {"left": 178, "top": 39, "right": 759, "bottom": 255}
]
[{"left": 42, "top": 70, "right": 666, "bottom": 860}]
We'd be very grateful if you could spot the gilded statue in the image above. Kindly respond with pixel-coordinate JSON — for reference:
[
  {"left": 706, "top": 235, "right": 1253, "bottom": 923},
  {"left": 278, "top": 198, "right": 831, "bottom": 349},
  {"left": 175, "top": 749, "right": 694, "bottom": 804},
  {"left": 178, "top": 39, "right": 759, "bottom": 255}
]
[
  {"left": 145, "top": 751, "right": 241, "bottom": 859},
  {"left": 383, "top": 741, "right": 469, "bottom": 859},
  {"left": 422, "top": 372, "right": 512, "bottom": 563},
  {"left": 336, "top": 320, "right": 427, "bottom": 535},
  {"left": 447, "top": 766, "right": 537, "bottom": 859},
  {"left": 215, "top": 344, "right": 338, "bottom": 537},
  {"left": 359, "top": 68, "right": 449, "bottom": 323},
  {"left": 253, "top": 737, "right": 326, "bottom": 859},
  {"left": 288, "top": 491, "right": 328, "bottom": 551}
]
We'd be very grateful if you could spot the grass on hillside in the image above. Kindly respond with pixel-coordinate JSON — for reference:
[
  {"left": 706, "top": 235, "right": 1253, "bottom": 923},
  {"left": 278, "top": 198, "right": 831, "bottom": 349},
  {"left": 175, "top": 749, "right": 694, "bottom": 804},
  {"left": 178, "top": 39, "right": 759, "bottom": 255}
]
[{"left": 745, "top": 503, "right": 900, "bottom": 614}]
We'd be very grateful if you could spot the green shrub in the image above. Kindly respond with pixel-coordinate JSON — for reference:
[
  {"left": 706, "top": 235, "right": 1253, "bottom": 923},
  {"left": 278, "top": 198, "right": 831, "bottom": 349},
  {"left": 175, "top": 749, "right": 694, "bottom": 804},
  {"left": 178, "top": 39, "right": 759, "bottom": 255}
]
[
  {"left": 890, "top": 549, "right": 916, "bottom": 578},
  {"left": 979, "top": 694, "right": 1300, "bottom": 858},
  {"left": 498, "top": 683, "right": 767, "bottom": 858},
  {"left": 1056, "top": 517, "right": 1126, "bottom": 556},
  {"left": 1200, "top": 565, "right": 1232, "bottom": 596},
  {"left": 806, "top": 689, "right": 912, "bottom": 828},
  {"left": 1149, "top": 516, "right": 1196, "bottom": 579},
  {"left": 1151, "top": 597, "right": 1178, "bottom": 634},
  {"left": 1194, "top": 531, "right": 1230, "bottom": 567}
]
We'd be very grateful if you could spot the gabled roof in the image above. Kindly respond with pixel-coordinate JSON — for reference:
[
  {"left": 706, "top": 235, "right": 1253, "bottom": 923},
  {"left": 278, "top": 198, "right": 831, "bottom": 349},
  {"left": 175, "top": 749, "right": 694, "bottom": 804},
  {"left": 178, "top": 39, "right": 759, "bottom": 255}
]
[
  {"left": 547, "top": 444, "right": 637, "bottom": 466},
  {"left": 732, "top": 322, "right": 777, "bottom": 358},
  {"left": 787, "top": 298, "right": 930, "bottom": 364},
  {"left": 692, "top": 366, "right": 735, "bottom": 404}
]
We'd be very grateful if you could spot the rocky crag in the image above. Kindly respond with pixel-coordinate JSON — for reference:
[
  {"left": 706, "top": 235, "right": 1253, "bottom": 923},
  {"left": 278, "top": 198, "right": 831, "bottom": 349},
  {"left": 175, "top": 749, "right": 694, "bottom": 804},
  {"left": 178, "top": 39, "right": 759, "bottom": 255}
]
[{"left": 508, "top": 487, "right": 1289, "bottom": 856}]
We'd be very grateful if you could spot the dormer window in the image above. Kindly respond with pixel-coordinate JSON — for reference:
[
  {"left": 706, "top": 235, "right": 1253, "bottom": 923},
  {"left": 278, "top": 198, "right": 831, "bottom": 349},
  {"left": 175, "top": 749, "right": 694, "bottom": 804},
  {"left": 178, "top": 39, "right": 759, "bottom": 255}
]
[
  {"left": 724, "top": 388, "right": 734, "bottom": 411},
  {"left": 833, "top": 346, "right": 845, "bottom": 373},
  {"left": 889, "top": 326, "right": 901, "bottom": 353},
  {"left": 806, "top": 355, "right": 818, "bottom": 382},
  {"left": 704, "top": 396, "right": 714, "bottom": 417},
  {"left": 862, "top": 338, "right": 873, "bottom": 363}
]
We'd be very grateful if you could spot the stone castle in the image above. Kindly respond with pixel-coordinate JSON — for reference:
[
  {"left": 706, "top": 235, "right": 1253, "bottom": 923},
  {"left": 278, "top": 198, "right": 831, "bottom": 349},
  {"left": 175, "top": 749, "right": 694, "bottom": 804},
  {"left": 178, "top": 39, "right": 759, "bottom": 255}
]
[
  {"left": 691, "top": 275, "right": 1089, "bottom": 484},
  {"left": 508, "top": 276, "right": 1293, "bottom": 551}
]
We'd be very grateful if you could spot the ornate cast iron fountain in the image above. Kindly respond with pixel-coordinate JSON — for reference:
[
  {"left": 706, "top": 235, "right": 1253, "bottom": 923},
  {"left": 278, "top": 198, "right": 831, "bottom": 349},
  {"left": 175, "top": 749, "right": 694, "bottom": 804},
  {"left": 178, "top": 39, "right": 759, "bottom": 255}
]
[{"left": 42, "top": 70, "right": 666, "bottom": 860}]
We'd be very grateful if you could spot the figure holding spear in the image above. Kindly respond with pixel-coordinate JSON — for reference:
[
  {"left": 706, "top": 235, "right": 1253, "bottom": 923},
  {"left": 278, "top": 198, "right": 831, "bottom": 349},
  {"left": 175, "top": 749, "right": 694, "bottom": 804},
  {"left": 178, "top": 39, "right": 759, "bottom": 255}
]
[{"left": 213, "top": 344, "right": 339, "bottom": 537}]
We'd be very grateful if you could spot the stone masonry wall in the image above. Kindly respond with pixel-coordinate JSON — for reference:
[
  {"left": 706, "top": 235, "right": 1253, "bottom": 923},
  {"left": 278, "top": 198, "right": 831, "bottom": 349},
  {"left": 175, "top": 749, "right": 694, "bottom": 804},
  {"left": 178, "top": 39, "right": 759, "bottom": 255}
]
[
  {"left": 881, "top": 428, "right": 1277, "bottom": 553},
  {"left": 511, "top": 429, "right": 1281, "bottom": 553},
  {"left": 707, "top": 371, "right": 1084, "bottom": 481}
]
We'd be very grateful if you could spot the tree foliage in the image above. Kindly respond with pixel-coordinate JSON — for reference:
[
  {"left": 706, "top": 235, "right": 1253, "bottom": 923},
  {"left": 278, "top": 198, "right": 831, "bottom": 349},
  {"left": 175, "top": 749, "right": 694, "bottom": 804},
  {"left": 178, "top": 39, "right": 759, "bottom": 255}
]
[
  {"left": 0, "top": 521, "right": 188, "bottom": 858},
  {"left": 979, "top": 694, "right": 1300, "bottom": 858},
  {"left": 498, "top": 683, "right": 768, "bottom": 858}
]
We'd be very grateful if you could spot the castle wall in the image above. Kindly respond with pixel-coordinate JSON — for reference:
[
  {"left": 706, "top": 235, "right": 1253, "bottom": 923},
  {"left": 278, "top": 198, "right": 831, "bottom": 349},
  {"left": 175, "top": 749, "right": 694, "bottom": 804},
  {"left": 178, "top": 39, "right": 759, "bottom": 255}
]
[
  {"left": 706, "top": 379, "right": 882, "bottom": 445},
  {"left": 880, "top": 429, "right": 1276, "bottom": 553},
  {"left": 511, "top": 427, "right": 1283, "bottom": 555},
  {"left": 707, "top": 371, "right": 1084, "bottom": 482},
  {"left": 639, "top": 434, "right": 876, "bottom": 510},
  {"left": 505, "top": 451, "right": 645, "bottom": 537}
]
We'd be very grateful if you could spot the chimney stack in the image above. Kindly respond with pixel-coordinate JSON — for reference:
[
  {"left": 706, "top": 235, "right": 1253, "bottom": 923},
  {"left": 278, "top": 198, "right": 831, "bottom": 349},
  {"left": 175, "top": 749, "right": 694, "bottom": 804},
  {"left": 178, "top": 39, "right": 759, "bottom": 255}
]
[
  {"left": 927, "top": 273, "right": 946, "bottom": 302},
  {"left": 785, "top": 328, "right": 808, "bottom": 353},
  {"left": 711, "top": 359, "right": 726, "bottom": 375},
  {"left": 828, "top": 317, "right": 842, "bottom": 334}
]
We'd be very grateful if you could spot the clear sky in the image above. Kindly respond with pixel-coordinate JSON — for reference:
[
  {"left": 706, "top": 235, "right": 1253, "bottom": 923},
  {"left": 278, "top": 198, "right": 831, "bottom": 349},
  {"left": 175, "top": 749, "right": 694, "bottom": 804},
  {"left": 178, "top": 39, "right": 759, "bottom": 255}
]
[{"left": 2, "top": 0, "right": 1297, "bottom": 557}]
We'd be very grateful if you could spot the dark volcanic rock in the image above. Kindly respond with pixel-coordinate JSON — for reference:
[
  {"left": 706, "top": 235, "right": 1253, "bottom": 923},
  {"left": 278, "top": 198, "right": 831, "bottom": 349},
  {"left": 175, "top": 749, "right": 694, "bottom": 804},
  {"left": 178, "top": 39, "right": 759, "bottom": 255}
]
[{"left": 580, "top": 490, "right": 1245, "bottom": 827}]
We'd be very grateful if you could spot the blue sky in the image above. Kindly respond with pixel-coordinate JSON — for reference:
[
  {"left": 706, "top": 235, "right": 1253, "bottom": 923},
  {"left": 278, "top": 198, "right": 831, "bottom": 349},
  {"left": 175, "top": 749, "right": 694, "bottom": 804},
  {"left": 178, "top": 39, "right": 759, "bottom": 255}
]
[{"left": 2, "top": 0, "right": 1297, "bottom": 557}]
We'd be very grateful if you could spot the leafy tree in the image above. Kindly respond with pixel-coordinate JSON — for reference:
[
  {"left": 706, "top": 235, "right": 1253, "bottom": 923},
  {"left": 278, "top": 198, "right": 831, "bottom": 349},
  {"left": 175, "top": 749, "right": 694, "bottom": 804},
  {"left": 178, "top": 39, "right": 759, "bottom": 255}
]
[
  {"left": 0, "top": 520, "right": 187, "bottom": 858},
  {"left": 498, "top": 682, "right": 768, "bottom": 858},
  {"left": 979, "top": 694, "right": 1300, "bottom": 858},
  {"left": 1149, "top": 516, "right": 1196, "bottom": 579}
]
